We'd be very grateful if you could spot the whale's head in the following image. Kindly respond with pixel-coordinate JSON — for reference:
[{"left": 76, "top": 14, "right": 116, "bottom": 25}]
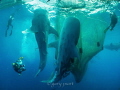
[{"left": 34, "top": 8, "right": 48, "bottom": 17}]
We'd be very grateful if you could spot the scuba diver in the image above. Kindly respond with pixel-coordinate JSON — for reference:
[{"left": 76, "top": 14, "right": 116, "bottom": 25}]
[
  {"left": 104, "top": 12, "right": 118, "bottom": 33},
  {"left": 109, "top": 12, "right": 118, "bottom": 31},
  {"left": 12, "top": 57, "right": 26, "bottom": 75},
  {"left": 5, "top": 13, "right": 15, "bottom": 37}
]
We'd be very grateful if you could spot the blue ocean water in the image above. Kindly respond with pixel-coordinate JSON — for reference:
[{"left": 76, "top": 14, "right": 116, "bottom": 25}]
[{"left": 0, "top": 4, "right": 120, "bottom": 90}]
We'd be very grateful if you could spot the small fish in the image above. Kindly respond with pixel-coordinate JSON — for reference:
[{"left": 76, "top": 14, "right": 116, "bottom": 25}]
[{"left": 104, "top": 42, "right": 120, "bottom": 51}]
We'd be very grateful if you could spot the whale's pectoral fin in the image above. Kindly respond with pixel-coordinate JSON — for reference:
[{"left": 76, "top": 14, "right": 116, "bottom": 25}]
[
  {"left": 49, "top": 26, "right": 59, "bottom": 37},
  {"left": 22, "top": 29, "right": 31, "bottom": 34},
  {"left": 30, "top": 26, "right": 38, "bottom": 33},
  {"left": 22, "top": 26, "right": 38, "bottom": 34},
  {"left": 48, "top": 41, "right": 58, "bottom": 59},
  {"left": 41, "top": 71, "right": 57, "bottom": 83},
  {"left": 48, "top": 41, "right": 58, "bottom": 48}
]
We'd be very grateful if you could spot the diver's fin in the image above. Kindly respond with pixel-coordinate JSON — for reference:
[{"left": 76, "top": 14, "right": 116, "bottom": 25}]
[
  {"left": 49, "top": 26, "right": 59, "bottom": 37},
  {"left": 34, "top": 69, "right": 41, "bottom": 78},
  {"left": 48, "top": 41, "right": 58, "bottom": 59}
]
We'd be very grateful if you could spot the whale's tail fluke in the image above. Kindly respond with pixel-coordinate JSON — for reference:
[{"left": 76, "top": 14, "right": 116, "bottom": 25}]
[{"left": 34, "top": 69, "right": 41, "bottom": 78}]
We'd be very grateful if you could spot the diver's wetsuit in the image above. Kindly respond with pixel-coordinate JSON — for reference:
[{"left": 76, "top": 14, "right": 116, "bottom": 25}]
[
  {"left": 13, "top": 61, "right": 26, "bottom": 75},
  {"left": 109, "top": 12, "right": 118, "bottom": 31},
  {"left": 5, "top": 13, "right": 14, "bottom": 37},
  {"left": 104, "top": 12, "right": 118, "bottom": 33}
]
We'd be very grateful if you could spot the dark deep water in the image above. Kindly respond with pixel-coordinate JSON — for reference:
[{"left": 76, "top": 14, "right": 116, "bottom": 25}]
[{"left": 0, "top": 3, "right": 120, "bottom": 90}]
